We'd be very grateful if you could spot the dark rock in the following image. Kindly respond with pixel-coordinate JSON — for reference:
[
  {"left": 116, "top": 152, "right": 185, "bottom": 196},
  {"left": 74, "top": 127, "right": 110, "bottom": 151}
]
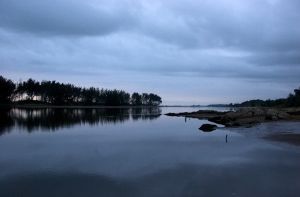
[
  {"left": 199, "top": 124, "right": 217, "bottom": 132},
  {"left": 208, "top": 108, "right": 291, "bottom": 127},
  {"left": 165, "top": 110, "right": 229, "bottom": 119},
  {"left": 165, "top": 113, "right": 177, "bottom": 116}
]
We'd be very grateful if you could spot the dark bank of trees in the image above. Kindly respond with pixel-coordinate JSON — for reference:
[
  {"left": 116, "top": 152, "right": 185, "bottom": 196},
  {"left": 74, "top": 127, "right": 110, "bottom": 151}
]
[
  {"left": 131, "top": 92, "right": 162, "bottom": 106},
  {"left": 0, "top": 76, "right": 15, "bottom": 103},
  {"left": 230, "top": 87, "right": 300, "bottom": 107},
  {"left": 0, "top": 76, "right": 162, "bottom": 106}
]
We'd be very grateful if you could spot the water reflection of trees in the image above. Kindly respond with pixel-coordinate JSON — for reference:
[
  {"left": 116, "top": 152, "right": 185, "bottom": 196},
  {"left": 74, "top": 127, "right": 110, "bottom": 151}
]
[
  {"left": 0, "top": 107, "right": 161, "bottom": 134},
  {"left": 0, "top": 107, "right": 14, "bottom": 135},
  {"left": 131, "top": 107, "right": 162, "bottom": 121}
]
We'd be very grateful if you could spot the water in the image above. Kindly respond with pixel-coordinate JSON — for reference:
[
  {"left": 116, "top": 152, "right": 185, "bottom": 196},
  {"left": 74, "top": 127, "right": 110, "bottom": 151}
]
[{"left": 0, "top": 107, "right": 300, "bottom": 197}]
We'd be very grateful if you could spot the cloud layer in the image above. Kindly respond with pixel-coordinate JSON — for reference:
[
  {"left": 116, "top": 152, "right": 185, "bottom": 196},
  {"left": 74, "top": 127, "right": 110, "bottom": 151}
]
[{"left": 1, "top": 0, "right": 300, "bottom": 104}]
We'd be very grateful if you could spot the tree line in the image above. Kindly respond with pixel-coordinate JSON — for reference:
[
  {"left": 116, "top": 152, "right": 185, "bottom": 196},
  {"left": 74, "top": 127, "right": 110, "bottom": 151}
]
[
  {"left": 229, "top": 87, "right": 300, "bottom": 107},
  {"left": 0, "top": 76, "right": 162, "bottom": 106}
]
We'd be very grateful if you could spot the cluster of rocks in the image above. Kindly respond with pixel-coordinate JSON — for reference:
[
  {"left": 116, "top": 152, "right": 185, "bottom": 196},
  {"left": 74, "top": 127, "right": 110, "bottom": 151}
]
[
  {"left": 208, "top": 108, "right": 291, "bottom": 127},
  {"left": 165, "top": 110, "right": 227, "bottom": 119},
  {"left": 166, "top": 107, "right": 300, "bottom": 131}
]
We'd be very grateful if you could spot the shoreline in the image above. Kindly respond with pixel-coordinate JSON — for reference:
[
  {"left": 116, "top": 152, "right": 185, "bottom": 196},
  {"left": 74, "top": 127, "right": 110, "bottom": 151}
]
[
  {"left": 166, "top": 107, "right": 300, "bottom": 146},
  {"left": 166, "top": 107, "right": 300, "bottom": 127}
]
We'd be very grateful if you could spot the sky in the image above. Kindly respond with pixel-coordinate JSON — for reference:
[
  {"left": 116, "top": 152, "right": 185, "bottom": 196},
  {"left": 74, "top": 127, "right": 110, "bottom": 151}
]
[{"left": 0, "top": 0, "right": 300, "bottom": 105}]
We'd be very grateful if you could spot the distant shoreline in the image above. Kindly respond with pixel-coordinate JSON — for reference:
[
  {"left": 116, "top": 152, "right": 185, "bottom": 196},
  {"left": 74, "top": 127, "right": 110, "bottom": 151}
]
[
  {"left": 0, "top": 104, "right": 229, "bottom": 108},
  {"left": 0, "top": 104, "right": 163, "bottom": 109}
]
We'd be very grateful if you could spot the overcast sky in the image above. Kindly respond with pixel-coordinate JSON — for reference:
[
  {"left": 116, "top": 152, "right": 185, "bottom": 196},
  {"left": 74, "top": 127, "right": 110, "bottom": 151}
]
[{"left": 0, "top": 0, "right": 300, "bottom": 104}]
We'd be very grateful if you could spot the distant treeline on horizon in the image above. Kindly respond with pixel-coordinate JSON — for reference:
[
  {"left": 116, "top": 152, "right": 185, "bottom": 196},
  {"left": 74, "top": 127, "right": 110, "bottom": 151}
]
[
  {"left": 226, "top": 87, "right": 300, "bottom": 107},
  {"left": 204, "top": 88, "right": 300, "bottom": 108},
  {"left": 0, "top": 76, "right": 162, "bottom": 106}
]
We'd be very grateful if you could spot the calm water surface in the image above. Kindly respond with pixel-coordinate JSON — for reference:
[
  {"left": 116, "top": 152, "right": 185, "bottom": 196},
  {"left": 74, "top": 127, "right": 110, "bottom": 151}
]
[{"left": 0, "top": 107, "right": 300, "bottom": 197}]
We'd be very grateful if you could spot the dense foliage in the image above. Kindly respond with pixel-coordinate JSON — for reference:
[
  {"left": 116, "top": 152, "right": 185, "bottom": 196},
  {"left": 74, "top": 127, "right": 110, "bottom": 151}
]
[
  {"left": 230, "top": 88, "right": 300, "bottom": 107},
  {"left": 0, "top": 76, "right": 162, "bottom": 106},
  {"left": 0, "top": 76, "right": 16, "bottom": 103}
]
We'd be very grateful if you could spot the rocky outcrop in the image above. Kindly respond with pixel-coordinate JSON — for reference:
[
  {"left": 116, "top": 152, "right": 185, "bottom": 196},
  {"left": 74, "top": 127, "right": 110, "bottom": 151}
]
[
  {"left": 208, "top": 108, "right": 291, "bottom": 127},
  {"left": 199, "top": 124, "right": 217, "bottom": 132},
  {"left": 165, "top": 110, "right": 227, "bottom": 119},
  {"left": 166, "top": 107, "right": 300, "bottom": 127}
]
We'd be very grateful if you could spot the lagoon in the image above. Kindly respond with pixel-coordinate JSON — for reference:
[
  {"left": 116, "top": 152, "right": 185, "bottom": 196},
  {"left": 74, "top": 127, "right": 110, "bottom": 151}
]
[{"left": 0, "top": 107, "right": 300, "bottom": 197}]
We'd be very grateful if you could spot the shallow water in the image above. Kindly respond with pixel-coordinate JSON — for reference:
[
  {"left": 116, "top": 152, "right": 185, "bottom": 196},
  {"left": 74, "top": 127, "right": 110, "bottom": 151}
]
[{"left": 0, "top": 107, "right": 300, "bottom": 197}]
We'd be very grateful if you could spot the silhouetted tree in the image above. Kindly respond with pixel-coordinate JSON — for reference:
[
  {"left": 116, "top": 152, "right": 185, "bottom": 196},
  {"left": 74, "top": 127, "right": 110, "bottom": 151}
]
[
  {"left": 16, "top": 78, "right": 40, "bottom": 100},
  {"left": 286, "top": 87, "right": 300, "bottom": 107},
  {"left": 149, "top": 93, "right": 162, "bottom": 106},
  {"left": 141, "top": 93, "right": 149, "bottom": 105},
  {"left": 140, "top": 93, "right": 161, "bottom": 106},
  {"left": 0, "top": 76, "right": 16, "bottom": 103},
  {"left": 131, "top": 92, "right": 142, "bottom": 105},
  {"left": 103, "top": 89, "right": 130, "bottom": 106}
]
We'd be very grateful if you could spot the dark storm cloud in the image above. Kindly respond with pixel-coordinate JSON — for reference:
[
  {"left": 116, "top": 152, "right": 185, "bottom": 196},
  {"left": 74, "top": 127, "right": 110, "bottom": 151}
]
[
  {"left": 138, "top": 0, "right": 300, "bottom": 51},
  {"left": 0, "top": 0, "right": 135, "bottom": 36},
  {"left": 1, "top": 0, "right": 299, "bottom": 51},
  {"left": 0, "top": 0, "right": 300, "bottom": 104}
]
